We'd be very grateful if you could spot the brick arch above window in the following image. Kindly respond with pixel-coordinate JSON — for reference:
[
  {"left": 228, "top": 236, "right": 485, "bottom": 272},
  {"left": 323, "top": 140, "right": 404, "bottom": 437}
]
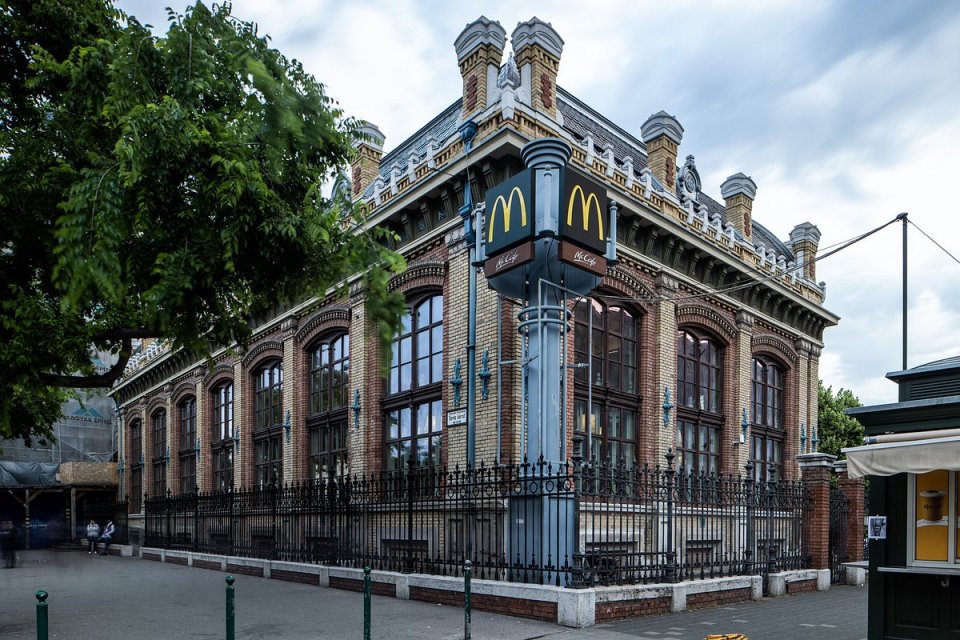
[
  {"left": 752, "top": 334, "right": 799, "bottom": 365},
  {"left": 600, "top": 264, "right": 656, "bottom": 308},
  {"left": 241, "top": 341, "right": 284, "bottom": 370},
  {"left": 388, "top": 260, "right": 446, "bottom": 295},
  {"left": 296, "top": 307, "right": 350, "bottom": 346},
  {"left": 171, "top": 380, "right": 198, "bottom": 406},
  {"left": 204, "top": 365, "right": 234, "bottom": 391},
  {"left": 676, "top": 304, "right": 736, "bottom": 343},
  {"left": 145, "top": 397, "right": 168, "bottom": 418}
]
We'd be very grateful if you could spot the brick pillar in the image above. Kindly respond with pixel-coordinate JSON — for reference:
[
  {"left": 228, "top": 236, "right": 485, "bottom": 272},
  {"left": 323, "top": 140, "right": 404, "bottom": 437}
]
[
  {"left": 798, "top": 452, "right": 837, "bottom": 570},
  {"left": 654, "top": 274, "right": 678, "bottom": 459},
  {"left": 732, "top": 311, "right": 755, "bottom": 475},
  {"left": 281, "top": 317, "right": 298, "bottom": 484},
  {"left": 835, "top": 460, "right": 865, "bottom": 562}
]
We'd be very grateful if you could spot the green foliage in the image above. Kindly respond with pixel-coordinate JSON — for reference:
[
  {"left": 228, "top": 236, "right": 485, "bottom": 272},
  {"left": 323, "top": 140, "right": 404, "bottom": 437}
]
[
  {"left": 817, "top": 380, "right": 865, "bottom": 458},
  {"left": 0, "top": 1, "right": 404, "bottom": 444}
]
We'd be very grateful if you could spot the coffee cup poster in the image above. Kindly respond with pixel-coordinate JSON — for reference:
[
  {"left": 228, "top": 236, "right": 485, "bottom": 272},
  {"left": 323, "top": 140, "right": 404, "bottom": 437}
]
[{"left": 915, "top": 470, "right": 949, "bottom": 562}]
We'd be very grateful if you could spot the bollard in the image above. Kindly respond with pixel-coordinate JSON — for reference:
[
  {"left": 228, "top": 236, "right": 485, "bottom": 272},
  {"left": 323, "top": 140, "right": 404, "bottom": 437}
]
[
  {"left": 464, "top": 560, "right": 472, "bottom": 640},
  {"left": 225, "top": 576, "right": 235, "bottom": 640},
  {"left": 363, "top": 566, "right": 372, "bottom": 640},
  {"left": 36, "top": 591, "right": 48, "bottom": 640}
]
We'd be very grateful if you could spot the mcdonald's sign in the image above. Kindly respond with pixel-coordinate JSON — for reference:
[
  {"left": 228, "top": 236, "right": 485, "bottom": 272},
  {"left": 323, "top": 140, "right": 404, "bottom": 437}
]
[
  {"left": 559, "top": 168, "right": 607, "bottom": 255},
  {"left": 484, "top": 168, "right": 535, "bottom": 256}
]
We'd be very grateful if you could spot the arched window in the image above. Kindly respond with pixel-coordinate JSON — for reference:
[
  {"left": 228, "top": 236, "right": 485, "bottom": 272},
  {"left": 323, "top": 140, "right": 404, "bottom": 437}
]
[
  {"left": 308, "top": 333, "right": 350, "bottom": 482},
  {"left": 253, "top": 361, "right": 283, "bottom": 487},
  {"left": 751, "top": 357, "right": 785, "bottom": 482},
  {"left": 210, "top": 382, "right": 234, "bottom": 491},
  {"left": 384, "top": 294, "right": 443, "bottom": 472},
  {"left": 676, "top": 329, "right": 724, "bottom": 475},
  {"left": 129, "top": 419, "right": 143, "bottom": 512},
  {"left": 151, "top": 409, "right": 167, "bottom": 497},
  {"left": 178, "top": 397, "right": 197, "bottom": 493},
  {"left": 573, "top": 300, "right": 641, "bottom": 466}
]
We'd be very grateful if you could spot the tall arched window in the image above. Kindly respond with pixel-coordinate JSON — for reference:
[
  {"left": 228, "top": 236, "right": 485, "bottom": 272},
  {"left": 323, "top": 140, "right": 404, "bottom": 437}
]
[
  {"left": 308, "top": 333, "right": 349, "bottom": 481},
  {"left": 210, "top": 382, "right": 234, "bottom": 491},
  {"left": 254, "top": 361, "right": 283, "bottom": 487},
  {"left": 178, "top": 397, "right": 197, "bottom": 493},
  {"left": 384, "top": 294, "right": 443, "bottom": 473},
  {"left": 573, "top": 300, "right": 641, "bottom": 466},
  {"left": 676, "top": 329, "right": 723, "bottom": 475},
  {"left": 129, "top": 419, "right": 143, "bottom": 512},
  {"left": 151, "top": 409, "right": 167, "bottom": 497},
  {"left": 751, "top": 357, "right": 785, "bottom": 482}
]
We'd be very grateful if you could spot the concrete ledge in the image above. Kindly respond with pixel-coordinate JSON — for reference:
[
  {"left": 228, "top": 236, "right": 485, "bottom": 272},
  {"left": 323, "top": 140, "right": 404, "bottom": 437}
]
[
  {"left": 138, "top": 548, "right": 825, "bottom": 628},
  {"left": 846, "top": 566, "right": 866, "bottom": 586},
  {"left": 767, "top": 569, "right": 831, "bottom": 596}
]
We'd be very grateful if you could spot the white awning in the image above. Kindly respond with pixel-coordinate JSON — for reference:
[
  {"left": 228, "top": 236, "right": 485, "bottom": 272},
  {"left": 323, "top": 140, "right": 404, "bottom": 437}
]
[{"left": 843, "top": 435, "right": 960, "bottom": 478}]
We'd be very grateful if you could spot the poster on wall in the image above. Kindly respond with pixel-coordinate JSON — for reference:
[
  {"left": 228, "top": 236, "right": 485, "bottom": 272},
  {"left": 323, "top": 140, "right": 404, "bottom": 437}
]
[{"left": 915, "top": 470, "right": 949, "bottom": 562}]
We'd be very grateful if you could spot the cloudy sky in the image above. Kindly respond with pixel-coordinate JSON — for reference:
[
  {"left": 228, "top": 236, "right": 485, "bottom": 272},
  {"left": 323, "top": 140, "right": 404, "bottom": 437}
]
[{"left": 115, "top": 0, "right": 960, "bottom": 406}]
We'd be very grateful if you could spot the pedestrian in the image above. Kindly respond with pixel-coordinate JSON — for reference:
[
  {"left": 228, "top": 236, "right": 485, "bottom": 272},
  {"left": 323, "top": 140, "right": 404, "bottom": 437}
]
[
  {"left": 85, "top": 519, "right": 100, "bottom": 554},
  {"left": 98, "top": 520, "right": 115, "bottom": 556}
]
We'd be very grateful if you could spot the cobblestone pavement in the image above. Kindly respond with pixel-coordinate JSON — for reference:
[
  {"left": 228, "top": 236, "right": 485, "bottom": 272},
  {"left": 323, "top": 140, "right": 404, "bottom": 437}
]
[{"left": 0, "top": 551, "right": 866, "bottom": 639}]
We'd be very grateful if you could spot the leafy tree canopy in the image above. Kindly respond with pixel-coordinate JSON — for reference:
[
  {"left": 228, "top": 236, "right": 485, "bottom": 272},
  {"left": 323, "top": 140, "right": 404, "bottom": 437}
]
[
  {"left": 817, "top": 381, "right": 865, "bottom": 458},
  {"left": 0, "top": 1, "right": 405, "bottom": 444}
]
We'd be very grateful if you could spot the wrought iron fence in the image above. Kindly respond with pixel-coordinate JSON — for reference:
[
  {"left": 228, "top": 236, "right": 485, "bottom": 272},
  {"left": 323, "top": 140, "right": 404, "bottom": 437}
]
[{"left": 145, "top": 453, "right": 810, "bottom": 587}]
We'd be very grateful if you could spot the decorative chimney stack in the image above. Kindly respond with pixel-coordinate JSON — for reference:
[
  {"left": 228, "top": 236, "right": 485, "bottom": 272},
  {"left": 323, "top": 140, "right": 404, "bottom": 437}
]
[
  {"left": 350, "top": 122, "right": 385, "bottom": 199},
  {"left": 641, "top": 111, "right": 683, "bottom": 193},
  {"left": 454, "top": 17, "right": 507, "bottom": 120},
  {"left": 789, "top": 222, "right": 822, "bottom": 281},
  {"left": 511, "top": 17, "right": 564, "bottom": 119},
  {"left": 720, "top": 173, "right": 758, "bottom": 241}
]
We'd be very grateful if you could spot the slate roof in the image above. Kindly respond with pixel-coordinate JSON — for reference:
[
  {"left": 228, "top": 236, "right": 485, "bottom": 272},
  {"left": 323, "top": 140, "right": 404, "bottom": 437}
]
[{"left": 557, "top": 90, "right": 647, "bottom": 168}]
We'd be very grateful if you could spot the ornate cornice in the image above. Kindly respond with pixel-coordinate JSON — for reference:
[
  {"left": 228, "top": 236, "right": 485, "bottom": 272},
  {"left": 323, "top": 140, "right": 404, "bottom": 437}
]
[
  {"left": 676, "top": 303, "right": 737, "bottom": 341},
  {"left": 202, "top": 363, "right": 235, "bottom": 387},
  {"left": 603, "top": 265, "right": 656, "bottom": 307},
  {"left": 735, "top": 310, "right": 756, "bottom": 330}
]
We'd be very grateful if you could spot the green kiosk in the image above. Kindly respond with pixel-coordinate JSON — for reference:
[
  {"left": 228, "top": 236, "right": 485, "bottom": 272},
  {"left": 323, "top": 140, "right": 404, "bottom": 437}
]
[{"left": 844, "top": 356, "right": 960, "bottom": 639}]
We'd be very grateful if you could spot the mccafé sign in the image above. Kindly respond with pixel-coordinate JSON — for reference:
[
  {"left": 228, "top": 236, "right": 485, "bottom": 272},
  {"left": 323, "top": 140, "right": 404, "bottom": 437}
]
[
  {"left": 484, "top": 169, "right": 535, "bottom": 256},
  {"left": 484, "top": 166, "right": 608, "bottom": 261}
]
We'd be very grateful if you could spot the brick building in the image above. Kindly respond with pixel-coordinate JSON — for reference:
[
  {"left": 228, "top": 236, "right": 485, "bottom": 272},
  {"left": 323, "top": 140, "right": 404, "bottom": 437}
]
[{"left": 111, "top": 16, "right": 837, "bottom": 545}]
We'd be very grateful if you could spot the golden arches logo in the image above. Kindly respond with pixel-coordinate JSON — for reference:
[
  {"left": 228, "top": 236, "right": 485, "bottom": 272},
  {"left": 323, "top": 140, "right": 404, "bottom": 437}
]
[
  {"left": 566, "top": 185, "right": 604, "bottom": 242},
  {"left": 488, "top": 186, "right": 528, "bottom": 243}
]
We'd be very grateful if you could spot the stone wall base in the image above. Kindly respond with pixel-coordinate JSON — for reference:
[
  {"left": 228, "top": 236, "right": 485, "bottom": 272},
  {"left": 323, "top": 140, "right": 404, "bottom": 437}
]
[{"left": 141, "top": 548, "right": 827, "bottom": 628}]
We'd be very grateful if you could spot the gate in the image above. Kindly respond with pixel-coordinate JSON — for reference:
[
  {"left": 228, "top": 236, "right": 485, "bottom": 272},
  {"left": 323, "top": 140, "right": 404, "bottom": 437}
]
[{"left": 829, "top": 485, "right": 849, "bottom": 584}]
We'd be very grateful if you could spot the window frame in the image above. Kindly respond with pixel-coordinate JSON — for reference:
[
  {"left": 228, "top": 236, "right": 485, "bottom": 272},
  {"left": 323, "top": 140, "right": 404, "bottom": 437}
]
[
  {"left": 572, "top": 299, "right": 641, "bottom": 467},
  {"left": 178, "top": 397, "right": 197, "bottom": 493},
  {"left": 151, "top": 409, "right": 167, "bottom": 497},
  {"left": 309, "top": 333, "right": 350, "bottom": 417},
  {"left": 210, "top": 381, "right": 234, "bottom": 492},
  {"left": 750, "top": 356, "right": 786, "bottom": 482},
  {"left": 675, "top": 329, "right": 724, "bottom": 475},
  {"left": 382, "top": 293, "right": 444, "bottom": 472},
  {"left": 129, "top": 419, "right": 143, "bottom": 512}
]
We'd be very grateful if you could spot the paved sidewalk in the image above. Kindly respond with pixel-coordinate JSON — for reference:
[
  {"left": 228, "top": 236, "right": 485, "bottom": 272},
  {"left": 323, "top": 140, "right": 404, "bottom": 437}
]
[{"left": 0, "top": 551, "right": 866, "bottom": 639}]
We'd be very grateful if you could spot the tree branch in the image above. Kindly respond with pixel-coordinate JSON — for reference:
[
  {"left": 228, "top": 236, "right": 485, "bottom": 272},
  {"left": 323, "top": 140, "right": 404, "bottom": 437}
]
[{"left": 38, "top": 338, "right": 133, "bottom": 388}]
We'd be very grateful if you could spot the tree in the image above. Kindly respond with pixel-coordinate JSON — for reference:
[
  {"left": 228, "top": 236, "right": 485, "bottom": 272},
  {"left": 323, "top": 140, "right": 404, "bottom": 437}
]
[
  {"left": 0, "top": 1, "right": 405, "bottom": 444},
  {"left": 817, "top": 381, "right": 865, "bottom": 458}
]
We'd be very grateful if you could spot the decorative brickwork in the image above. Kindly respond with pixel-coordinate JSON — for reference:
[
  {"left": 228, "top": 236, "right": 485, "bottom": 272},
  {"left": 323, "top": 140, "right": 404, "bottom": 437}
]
[
  {"left": 595, "top": 596, "right": 671, "bottom": 621},
  {"left": 330, "top": 576, "right": 396, "bottom": 597},
  {"left": 226, "top": 563, "right": 264, "bottom": 577},
  {"left": 410, "top": 587, "right": 558, "bottom": 622},
  {"left": 687, "top": 587, "right": 753, "bottom": 609}
]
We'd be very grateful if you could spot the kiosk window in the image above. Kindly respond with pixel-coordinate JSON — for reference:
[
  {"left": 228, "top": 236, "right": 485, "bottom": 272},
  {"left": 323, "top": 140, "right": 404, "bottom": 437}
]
[{"left": 910, "top": 471, "right": 957, "bottom": 564}]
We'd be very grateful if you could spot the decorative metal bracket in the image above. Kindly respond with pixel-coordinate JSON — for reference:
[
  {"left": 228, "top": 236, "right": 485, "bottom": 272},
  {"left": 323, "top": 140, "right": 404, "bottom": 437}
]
[
  {"left": 164, "top": 446, "right": 170, "bottom": 463},
  {"left": 478, "top": 350, "right": 492, "bottom": 401},
  {"left": 811, "top": 425, "right": 819, "bottom": 452},
  {"left": 800, "top": 422, "right": 807, "bottom": 453},
  {"left": 233, "top": 432, "right": 240, "bottom": 454},
  {"left": 284, "top": 409, "right": 292, "bottom": 443},
  {"left": 740, "top": 408, "right": 749, "bottom": 445},
  {"left": 662, "top": 386, "right": 675, "bottom": 429},
  {"left": 195, "top": 437, "right": 201, "bottom": 454},
  {"left": 450, "top": 358, "right": 463, "bottom": 407},
  {"left": 139, "top": 452, "right": 144, "bottom": 466},
  {"left": 352, "top": 389, "right": 362, "bottom": 430},
  {"left": 117, "top": 459, "right": 125, "bottom": 474}
]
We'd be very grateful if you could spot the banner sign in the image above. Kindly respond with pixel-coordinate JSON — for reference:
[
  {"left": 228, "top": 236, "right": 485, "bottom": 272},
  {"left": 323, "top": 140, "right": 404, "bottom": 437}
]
[
  {"left": 559, "top": 168, "right": 607, "bottom": 254},
  {"left": 484, "top": 168, "right": 534, "bottom": 256},
  {"left": 483, "top": 241, "right": 535, "bottom": 279},
  {"left": 558, "top": 241, "right": 607, "bottom": 277}
]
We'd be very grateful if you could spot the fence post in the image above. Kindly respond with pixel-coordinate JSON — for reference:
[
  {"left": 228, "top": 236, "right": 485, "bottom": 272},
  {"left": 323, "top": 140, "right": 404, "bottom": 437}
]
[
  {"left": 166, "top": 489, "right": 172, "bottom": 549},
  {"left": 744, "top": 461, "right": 755, "bottom": 575},
  {"left": 664, "top": 450, "right": 677, "bottom": 583},
  {"left": 464, "top": 560, "right": 472, "bottom": 640},
  {"left": 571, "top": 437, "right": 584, "bottom": 588},
  {"left": 228, "top": 487, "right": 235, "bottom": 557},
  {"left": 798, "top": 453, "right": 837, "bottom": 571},
  {"left": 193, "top": 487, "right": 200, "bottom": 552},
  {"left": 363, "top": 566, "right": 372, "bottom": 640},
  {"left": 271, "top": 478, "right": 278, "bottom": 560},
  {"left": 225, "top": 576, "right": 235, "bottom": 640},
  {"left": 35, "top": 591, "right": 48, "bottom": 640},
  {"left": 406, "top": 457, "right": 415, "bottom": 573},
  {"left": 766, "top": 468, "right": 778, "bottom": 575}
]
